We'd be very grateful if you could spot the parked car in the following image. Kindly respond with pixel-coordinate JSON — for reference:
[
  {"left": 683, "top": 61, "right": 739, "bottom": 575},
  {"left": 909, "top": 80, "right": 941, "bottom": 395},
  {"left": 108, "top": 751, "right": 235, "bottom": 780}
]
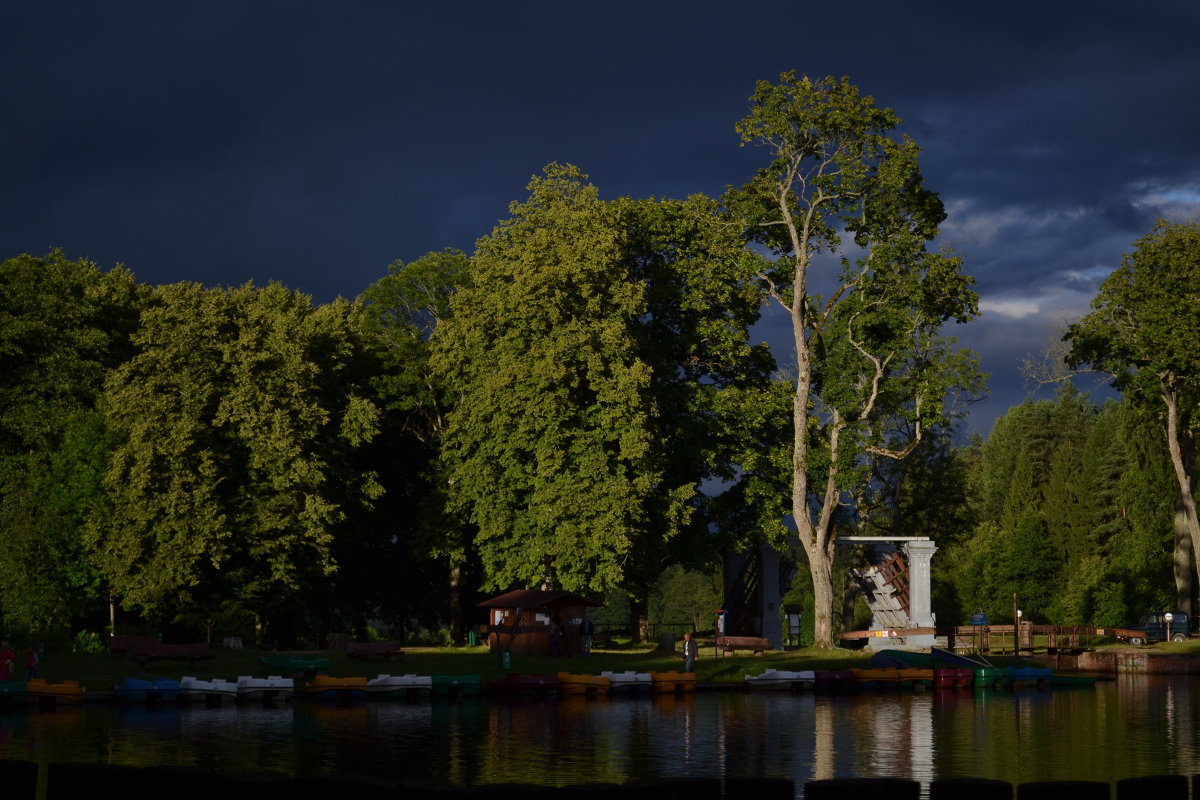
[{"left": 1119, "top": 611, "right": 1190, "bottom": 645}]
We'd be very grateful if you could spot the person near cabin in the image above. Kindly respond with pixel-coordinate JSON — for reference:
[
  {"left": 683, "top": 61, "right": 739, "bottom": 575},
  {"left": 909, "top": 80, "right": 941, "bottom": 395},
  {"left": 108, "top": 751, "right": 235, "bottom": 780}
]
[
  {"left": 682, "top": 631, "right": 698, "bottom": 673},
  {"left": 580, "top": 614, "right": 595, "bottom": 656},
  {"left": 0, "top": 642, "right": 14, "bottom": 681}
]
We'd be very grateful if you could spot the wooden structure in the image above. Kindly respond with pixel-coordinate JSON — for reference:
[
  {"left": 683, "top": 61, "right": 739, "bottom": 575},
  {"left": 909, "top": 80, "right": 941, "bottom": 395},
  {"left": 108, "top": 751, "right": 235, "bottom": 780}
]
[{"left": 478, "top": 590, "right": 600, "bottom": 657}]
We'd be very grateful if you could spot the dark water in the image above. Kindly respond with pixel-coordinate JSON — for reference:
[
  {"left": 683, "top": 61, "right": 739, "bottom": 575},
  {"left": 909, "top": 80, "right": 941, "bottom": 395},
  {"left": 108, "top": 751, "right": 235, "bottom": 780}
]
[{"left": 3, "top": 674, "right": 1199, "bottom": 797}]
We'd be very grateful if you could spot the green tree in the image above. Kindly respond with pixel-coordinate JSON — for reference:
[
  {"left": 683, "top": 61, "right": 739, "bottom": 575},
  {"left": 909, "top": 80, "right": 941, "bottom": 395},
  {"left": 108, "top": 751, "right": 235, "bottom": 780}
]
[
  {"left": 1067, "top": 219, "right": 1200, "bottom": 606},
  {"left": 89, "top": 282, "right": 383, "bottom": 643},
  {"left": 431, "top": 165, "right": 775, "bottom": 625},
  {"left": 725, "top": 73, "right": 980, "bottom": 646},
  {"left": 0, "top": 251, "right": 145, "bottom": 634},
  {"left": 360, "top": 249, "right": 475, "bottom": 641}
]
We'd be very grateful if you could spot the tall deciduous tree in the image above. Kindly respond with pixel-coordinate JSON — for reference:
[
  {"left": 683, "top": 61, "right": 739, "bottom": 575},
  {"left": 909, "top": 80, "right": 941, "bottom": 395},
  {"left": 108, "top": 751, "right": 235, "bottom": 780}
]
[
  {"left": 725, "top": 73, "right": 980, "bottom": 646},
  {"left": 0, "top": 251, "right": 144, "bottom": 633},
  {"left": 89, "top": 282, "right": 382, "bottom": 643},
  {"left": 431, "top": 165, "right": 775, "bottom": 619},
  {"left": 1067, "top": 219, "right": 1200, "bottom": 609}
]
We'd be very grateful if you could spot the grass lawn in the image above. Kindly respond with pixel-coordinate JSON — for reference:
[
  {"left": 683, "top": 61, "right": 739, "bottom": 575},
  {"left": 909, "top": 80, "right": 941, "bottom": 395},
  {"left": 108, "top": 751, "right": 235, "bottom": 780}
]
[
  {"left": 31, "top": 635, "right": 1198, "bottom": 692},
  {"left": 32, "top": 638, "right": 880, "bottom": 691}
]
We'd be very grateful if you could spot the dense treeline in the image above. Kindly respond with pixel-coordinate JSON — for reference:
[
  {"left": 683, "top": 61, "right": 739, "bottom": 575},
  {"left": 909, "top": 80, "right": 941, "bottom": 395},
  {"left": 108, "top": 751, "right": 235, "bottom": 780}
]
[{"left": 1, "top": 76, "right": 1194, "bottom": 648}]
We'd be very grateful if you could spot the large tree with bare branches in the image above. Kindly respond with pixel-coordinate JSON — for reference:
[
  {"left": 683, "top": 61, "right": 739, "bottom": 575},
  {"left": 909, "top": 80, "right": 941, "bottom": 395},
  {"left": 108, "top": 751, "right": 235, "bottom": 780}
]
[{"left": 725, "top": 73, "right": 981, "bottom": 647}]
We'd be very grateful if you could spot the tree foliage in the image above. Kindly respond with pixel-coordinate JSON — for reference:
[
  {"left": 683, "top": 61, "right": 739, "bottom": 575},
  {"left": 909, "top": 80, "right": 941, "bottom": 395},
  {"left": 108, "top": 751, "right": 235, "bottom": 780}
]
[
  {"left": 1067, "top": 219, "right": 1200, "bottom": 603},
  {"left": 88, "top": 282, "right": 383, "bottom": 641},
  {"left": 724, "top": 72, "right": 982, "bottom": 646}
]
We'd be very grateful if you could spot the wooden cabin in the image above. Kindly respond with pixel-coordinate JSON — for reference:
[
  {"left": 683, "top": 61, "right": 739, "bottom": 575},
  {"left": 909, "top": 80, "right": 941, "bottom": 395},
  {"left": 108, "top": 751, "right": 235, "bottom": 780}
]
[{"left": 478, "top": 590, "right": 601, "bottom": 657}]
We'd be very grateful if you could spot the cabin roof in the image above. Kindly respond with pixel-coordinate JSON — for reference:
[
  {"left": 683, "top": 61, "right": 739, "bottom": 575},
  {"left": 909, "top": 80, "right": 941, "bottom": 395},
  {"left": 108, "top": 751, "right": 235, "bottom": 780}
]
[{"left": 476, "top": 589, "right": 601, "bottom": 609}]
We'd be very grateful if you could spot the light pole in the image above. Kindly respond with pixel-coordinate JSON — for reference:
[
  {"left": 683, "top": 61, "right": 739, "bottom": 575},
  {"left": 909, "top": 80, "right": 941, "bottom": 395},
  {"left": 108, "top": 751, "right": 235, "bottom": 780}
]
[
  {"left": 1165, "top": 612, "right": 1174, "bottom": 642},
  {"left": 1016, "top": 609, "right": 1023, "bottom": 656}
]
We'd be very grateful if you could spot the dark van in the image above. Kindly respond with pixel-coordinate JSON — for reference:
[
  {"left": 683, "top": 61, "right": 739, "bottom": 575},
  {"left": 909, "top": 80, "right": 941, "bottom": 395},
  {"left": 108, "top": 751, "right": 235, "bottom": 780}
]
[{"left": 1119, "top": 611, "right": 1190, "bottom": 645}]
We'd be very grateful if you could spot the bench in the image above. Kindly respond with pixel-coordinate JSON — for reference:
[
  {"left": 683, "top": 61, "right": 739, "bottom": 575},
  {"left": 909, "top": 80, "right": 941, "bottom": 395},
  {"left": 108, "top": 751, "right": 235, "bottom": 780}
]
[
  {"left": 131, "top": 643, "right": 212, "bottom": 667},
  {"left": 346, "top": 641, "right": 404, "bottom": 660},
  {"left": 108, "top": 635, "right": 159, "bottom": 655},
  {"left": 718, "top": 636, "right": 772, "bottom": 655}
]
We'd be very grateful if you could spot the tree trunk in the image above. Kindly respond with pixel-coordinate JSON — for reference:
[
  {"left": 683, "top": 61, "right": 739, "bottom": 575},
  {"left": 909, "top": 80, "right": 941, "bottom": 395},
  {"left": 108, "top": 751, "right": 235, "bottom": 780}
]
[
  {"left": 807, "top": 547, "right": 835, "bottom": 647},
  {"left": 1163, "top": 388, "right": 1200, "bottom": 593},
  {"left": 1176, "top": 492, "right": 1195, "bottom": 615},
  {"left": 628, "top": 594, "right": 649, "bottom": 644},
  {"left": 449, "top": 560, "right": 462, "bottom": 644}
]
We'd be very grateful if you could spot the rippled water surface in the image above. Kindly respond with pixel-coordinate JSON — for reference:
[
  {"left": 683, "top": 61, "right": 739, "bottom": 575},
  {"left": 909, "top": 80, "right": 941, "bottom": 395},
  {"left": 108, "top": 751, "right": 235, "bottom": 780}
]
[{"left": 4, "top": 673, "right": 1200, "bottom": 797}]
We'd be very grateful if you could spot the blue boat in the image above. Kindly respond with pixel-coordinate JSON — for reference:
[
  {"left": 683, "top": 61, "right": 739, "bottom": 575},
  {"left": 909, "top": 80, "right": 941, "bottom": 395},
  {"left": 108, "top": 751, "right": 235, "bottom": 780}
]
[{"left": 115, "top": 677, "right": 182, "bottom": 704}]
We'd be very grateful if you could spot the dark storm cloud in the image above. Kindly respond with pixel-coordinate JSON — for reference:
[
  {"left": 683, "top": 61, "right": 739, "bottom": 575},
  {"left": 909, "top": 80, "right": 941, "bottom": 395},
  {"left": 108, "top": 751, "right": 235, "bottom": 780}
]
[{"left": 3, "top": 1, "right": 1197, "bottom": 432}]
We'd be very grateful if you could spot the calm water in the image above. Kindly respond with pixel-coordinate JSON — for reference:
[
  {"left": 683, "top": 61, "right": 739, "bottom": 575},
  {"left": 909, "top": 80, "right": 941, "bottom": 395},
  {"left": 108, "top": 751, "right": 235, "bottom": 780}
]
[{"left": 3, "top": 674, "right": 1199, "bottom": 797}]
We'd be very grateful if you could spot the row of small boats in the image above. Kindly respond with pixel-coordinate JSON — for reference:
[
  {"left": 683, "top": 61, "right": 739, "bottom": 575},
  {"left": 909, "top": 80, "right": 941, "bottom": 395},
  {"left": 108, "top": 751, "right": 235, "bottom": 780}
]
[
  {"left": 0, "top": 670, "right": 696, "bottom": 708},
  {"left": 743, "top": 665, "right": 1095, "bottom": 691}
]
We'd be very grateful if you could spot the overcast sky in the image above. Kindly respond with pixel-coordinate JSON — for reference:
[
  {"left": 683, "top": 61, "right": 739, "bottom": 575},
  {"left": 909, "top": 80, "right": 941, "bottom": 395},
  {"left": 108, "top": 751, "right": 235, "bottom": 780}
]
[{"left": 4, "top": 1, "right": 1198, "bottom": 436}]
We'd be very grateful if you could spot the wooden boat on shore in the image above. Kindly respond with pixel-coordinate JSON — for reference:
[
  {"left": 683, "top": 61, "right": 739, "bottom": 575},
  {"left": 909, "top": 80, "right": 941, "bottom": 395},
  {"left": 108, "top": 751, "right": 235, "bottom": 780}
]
[
  {"left": 745, "top": 669, "right": 815, "bottom": 691},
  {"left": 27, "top": 678, "right": 86, "bottom": 706},
  {"left": 557, "top": 672, "right": 610, "bottom": 697}
]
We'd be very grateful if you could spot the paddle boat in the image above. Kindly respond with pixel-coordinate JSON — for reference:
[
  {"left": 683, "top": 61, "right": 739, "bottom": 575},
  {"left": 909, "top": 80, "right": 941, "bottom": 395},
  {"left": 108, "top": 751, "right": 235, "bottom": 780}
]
[
  {"left": 934, "top": 668, "right": 974, "bottom": 689},
  {"left": 1011, "top": 665, "right": 1053, "bottom": 689},
  {"left": 303, "top": 674, "right": 368, "bottom": 702},
  {"left": 179, "top": 676, "right": 239, "bottom": 705},
  {"left": 115, "top": 677, "right": 181, "bottom": 704},
  {"left": 600, "top": 670, "right": 651, "bottom": 695},
  {"left": 0, "top": 680, "right": 29, "bottom": 709},
  {"left": 259, "top": 654, "right": 331, "bottom": 675},
  {"left": 557, "top": 672, "right": 611, "bottom": 697},
  {"left": 366, "top": 673, "right": 432, "bottom": 700},
  {"left": 813, "top": 669, "right": 855, "bottom": 692},
  {"left": 236, "top": 674, "right": 294, "bottom": 703},
  {"left": 744, "top": 668, "right": 815, "bottom": 691},
  {"left": 486, "top": 673, "right": 559, "bottom": 698},
  {"left": 27, "top": 678, "right": 86, "bottom": 706},
  {"left": 431, "top": 674, "right": 482, "bottom": 698},
  {"left": 649, "top": 670, "right": 695, "bottom": 694}
]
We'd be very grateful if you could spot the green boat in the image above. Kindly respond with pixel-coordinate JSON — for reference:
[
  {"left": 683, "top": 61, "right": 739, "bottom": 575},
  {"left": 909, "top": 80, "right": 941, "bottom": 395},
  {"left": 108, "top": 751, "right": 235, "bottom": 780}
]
[
  {"left": 431, "top": 674, "right": 482, "bottom": 698},
  {"left": 259, "top": 654, "right": 331, "bottom": 674},
  {"left": 974, "top": 666, "right": 1013, "bottom": 689}
]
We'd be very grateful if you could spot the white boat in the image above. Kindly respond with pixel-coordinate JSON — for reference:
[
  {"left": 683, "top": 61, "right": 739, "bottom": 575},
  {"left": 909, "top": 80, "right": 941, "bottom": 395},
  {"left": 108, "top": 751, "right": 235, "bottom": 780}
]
[
  {"left": 180, "top": 676, "right": 239, "bottom": 703},
  {"left": 367, "top": 674, "right": 433, "bottom": 697},
  {"left": 600, "top": 670, "right": 652, "bottom": 693},
  {"left": 744, "top": 669, "right": 816, "bottom": 690},
  {"left": 236, "top": 674, "right": 294, "bottom": 702}
]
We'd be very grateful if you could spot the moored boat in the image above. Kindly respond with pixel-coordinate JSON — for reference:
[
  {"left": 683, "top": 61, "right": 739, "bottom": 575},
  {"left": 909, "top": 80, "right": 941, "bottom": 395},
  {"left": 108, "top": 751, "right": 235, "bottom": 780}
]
[
  {"left": 367, "top": 673, "right": 432, "bottom": 699},
  {"left": 486, "top": 673, "right": 559, "bottom": 698},
  {"left": 27, "top": 678, "right": 86, "bottom": 706},
  {"left": 934, "top": 668, "right": 974, "bottom": 689},
  {"left": 813, "top": 669, "right": 855, "bottom": 692},
  {"left": 601, "top": 670, "right": 651, "bottom": 695},
  {"left": 258, "top": 654, "right": 331, "bottom": 674},
  {"left": 744, "top": 668, "right": 816, "bottom": 691},
  {"left": 115, "top": 677, "right": 181, "bottom": 704},
  {"left": 179, "top": 676, "right": 238, "bottom": 705},
  {"left": 431, "top": 674, "right": 482, "bottom": 698},
  {"left": 303, "top": 674, "right": 368, "bottom": 702},
  {"left": 1011, "top": 666, "right": 1052, "bottom": 689},
  {"left": 649, "top": 670, "right": 695, "bottom": 694},
  {"left": 236, "top": 674, "right": 294, "bottom": 703},
  {"left": 557, "top": 672, "right": 610, "bottom": 697},
  {"left": 974, "top": 666, "right": 1013, "bottom": 689}
]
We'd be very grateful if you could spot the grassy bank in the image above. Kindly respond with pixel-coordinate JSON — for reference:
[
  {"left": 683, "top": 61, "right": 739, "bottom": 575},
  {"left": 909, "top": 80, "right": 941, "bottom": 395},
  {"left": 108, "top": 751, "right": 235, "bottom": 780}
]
[{"left": 32, "top": 640, "right": 879, "bottom": 691}]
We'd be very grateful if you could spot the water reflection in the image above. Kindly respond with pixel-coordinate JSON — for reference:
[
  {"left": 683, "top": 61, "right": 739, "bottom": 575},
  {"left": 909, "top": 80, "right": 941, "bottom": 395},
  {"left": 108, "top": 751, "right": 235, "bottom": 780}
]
[{"left": 3, "top": 676, "right": 1200, "bottom": 796}]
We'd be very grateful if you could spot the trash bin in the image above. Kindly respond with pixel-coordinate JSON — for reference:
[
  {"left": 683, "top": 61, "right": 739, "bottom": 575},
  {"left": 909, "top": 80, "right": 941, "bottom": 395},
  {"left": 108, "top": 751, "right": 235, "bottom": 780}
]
[
  {"left": 468, "top": 630, "right": 477, "bottom": 647},
  {"left": 502, "top": 649, "right": 512, "bottom": 670}
]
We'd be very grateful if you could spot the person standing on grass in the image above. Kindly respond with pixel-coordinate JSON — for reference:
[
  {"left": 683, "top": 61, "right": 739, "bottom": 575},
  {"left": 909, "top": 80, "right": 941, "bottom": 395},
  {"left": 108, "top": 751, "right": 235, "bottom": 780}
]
[{"left": 682, "top": 632, "right": 698, "bottom": 673}]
